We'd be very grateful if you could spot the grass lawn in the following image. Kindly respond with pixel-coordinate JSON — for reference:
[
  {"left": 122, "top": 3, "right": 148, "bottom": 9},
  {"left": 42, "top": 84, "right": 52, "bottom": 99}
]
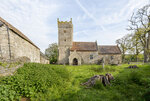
[{"left": 0, "top": 63, "right": 150, "bottom": 101}]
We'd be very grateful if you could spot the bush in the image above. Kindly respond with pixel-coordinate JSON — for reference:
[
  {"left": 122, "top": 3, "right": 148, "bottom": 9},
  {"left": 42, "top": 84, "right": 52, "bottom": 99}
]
[
  {"left": 0, "top": 85, "right": 20, "bottom": 101},
  {"left": 0, "top": 63, "right": 71, "bottom": 100}
]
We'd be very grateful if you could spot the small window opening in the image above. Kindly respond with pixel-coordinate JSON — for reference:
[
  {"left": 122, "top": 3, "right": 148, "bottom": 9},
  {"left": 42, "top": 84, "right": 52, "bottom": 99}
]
[
  {"left": 90, "top": 55, "right": 93, "bottom": 59},
  {"left": 111, "top": 56, "right": 114, "bottom": 60},
  {"left": 64, "top": 30, "right": 66, "bottom": 33}
]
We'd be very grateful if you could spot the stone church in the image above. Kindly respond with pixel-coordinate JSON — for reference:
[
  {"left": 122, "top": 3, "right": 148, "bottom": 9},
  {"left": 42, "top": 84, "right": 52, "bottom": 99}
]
[
  {"left": 58, "top": 18, "right": 122, "bottom": 65},
  {"left": 0, "top": 17, "right": 49, "bottom": 64}
]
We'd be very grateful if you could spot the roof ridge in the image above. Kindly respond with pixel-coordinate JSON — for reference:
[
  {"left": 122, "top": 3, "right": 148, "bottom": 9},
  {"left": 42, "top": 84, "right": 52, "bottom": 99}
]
[
  {"left": 98, "top": 45, "right": 117, "bottom": 46},
  {"left": 73, "top": 41, "right": 96, "bottom": 43},
  {"left": 0, "top": 17, "right": 39, "bottom": 49},
  {"left": 98, "top": 45, "right": 121, "bottom": 54},
  {"left": 71, "top": 41, "right": 97, "bottom": 51}
]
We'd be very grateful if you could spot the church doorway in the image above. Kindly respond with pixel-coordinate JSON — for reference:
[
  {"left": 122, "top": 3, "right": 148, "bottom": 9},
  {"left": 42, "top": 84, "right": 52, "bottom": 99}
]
[{"left": 73, "top": 58, "right": 78, "bottom": 65}]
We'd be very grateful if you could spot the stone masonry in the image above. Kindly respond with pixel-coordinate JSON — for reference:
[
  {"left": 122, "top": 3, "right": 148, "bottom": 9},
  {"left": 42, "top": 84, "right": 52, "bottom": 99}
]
[
  {"left": 58, "top": 18, "right": 73, "bottom": 64},
  {"left": 0, "top": 17, "right": 49, "bottom": 64},
  {"left": 58, "top": 18, "right": 122, "bottom": 65}
]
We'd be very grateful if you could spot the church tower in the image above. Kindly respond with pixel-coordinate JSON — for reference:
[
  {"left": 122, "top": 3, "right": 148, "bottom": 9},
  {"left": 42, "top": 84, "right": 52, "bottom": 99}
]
[{"left": 57, "top": 18, "right": 73, "bottom": 64}]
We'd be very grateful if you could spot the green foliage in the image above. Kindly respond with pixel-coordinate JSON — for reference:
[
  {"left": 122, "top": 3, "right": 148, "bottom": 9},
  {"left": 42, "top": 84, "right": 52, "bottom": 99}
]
[
  {"left": 45, "top": 43, "right": 58, "bottom": 64},
  {"left": 0, "top": 62, "right": 8, "bottom": 68},
  {"left": 0, "top": 63, "right": 150, "bottom": 101},
  {"left": 0, "top": 63, "right": 71, "bottom": 100},
  {"left": 0, "top": 85, "right": 20, "bottom": 101},
  {"left": 91, "top": 65, "right": 116, "bottom": 73},
  {"left": 93, "top": 80, "right": 105, "bottom": 89},
  {"left": 142, "top": 88, "right": 150, "bottom": 101},
  {"left": 0, "top": 62, "right": 20, "bottom": 68},
  {"left": 124, "top": 54, "right": 144, "bottom": 63}
]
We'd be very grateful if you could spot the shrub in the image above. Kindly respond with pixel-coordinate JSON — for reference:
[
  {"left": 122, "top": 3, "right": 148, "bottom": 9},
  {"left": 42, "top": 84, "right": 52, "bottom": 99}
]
[
  {"left": 0, "top": 63, "right": 71, "bottom": 100},
  {"left": 0, "top": 85, "right": 20, "bottom": 101}
]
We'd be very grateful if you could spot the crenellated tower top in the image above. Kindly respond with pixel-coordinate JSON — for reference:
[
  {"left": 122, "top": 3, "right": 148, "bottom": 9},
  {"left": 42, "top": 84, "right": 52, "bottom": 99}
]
[{"left": 57, "top": 18, "right": 73, "bottom": 28}]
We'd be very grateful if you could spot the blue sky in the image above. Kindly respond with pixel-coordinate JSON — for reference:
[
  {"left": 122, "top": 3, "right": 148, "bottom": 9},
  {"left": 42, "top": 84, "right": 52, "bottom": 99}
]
[{"left": 0, "top": 0, "right": 149, "bottom": 52}]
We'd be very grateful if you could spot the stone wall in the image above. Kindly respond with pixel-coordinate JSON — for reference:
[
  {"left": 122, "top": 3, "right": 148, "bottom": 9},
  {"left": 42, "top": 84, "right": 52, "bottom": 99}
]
[
  {"left": 40, "top": 52, "right": 49, "bottom": 64},
  {"left": 0, "top": 25, "right": 40, "bottom": 63},
  {"left": 58, "top": 19, "right": 73, "bottom": 64},
  {"left": 70, "top": 51, "right": 100, "bottom": 64},
  {"left": 58, "top": 47, "right": 70, "bottom": 64},
  {"left": 40, "top": 56, "right": 49, "bottom": 64},
  {"left": 69, "top": 50, "right": 82, "bottom": 65},
  {"left": 99, "top": 54, "right": 122, "bottom": 64},
  {"left": 69, "top": 51, "right": 122, "bottom": 65},
  {"left": 0, "top": 25, "right": 10, "bottom": 61}
]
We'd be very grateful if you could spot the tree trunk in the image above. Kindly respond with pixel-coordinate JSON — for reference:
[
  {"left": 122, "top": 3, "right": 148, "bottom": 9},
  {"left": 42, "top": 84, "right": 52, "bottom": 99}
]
[
  {"left": 122, "top": 53, "right": 125, "bottom": 63},
  {"left": 147, "top": 31, "right": 150, "bottom": 62},
  {"left": 135, "top": 44, "right": 138, "bottom": 62},
  {"left": 144, "top": 48, "right": 148, "bottom": 63}
]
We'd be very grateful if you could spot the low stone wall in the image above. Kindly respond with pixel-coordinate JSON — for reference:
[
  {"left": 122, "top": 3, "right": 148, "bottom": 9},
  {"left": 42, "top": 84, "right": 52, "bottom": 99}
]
[{"left": 0, "top": 63, "right": 23, "bottom": 76}]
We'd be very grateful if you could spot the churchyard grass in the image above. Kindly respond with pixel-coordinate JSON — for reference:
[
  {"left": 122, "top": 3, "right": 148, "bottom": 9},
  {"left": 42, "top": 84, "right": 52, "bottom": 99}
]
[{"left": 0, "top": 63, "right": 150, "bottom": 101}]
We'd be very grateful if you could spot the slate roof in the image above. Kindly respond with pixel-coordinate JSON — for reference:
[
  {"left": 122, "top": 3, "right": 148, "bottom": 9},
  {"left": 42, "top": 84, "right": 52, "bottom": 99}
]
[
  {"left": 98, "top": 45, "right": 121, "bottom": 54},
  {"left": 0, "top": 17, "right": 39, "bottom": 49},
  {"left": 70, "top": 42, "right": 98, "bottom": 51}
]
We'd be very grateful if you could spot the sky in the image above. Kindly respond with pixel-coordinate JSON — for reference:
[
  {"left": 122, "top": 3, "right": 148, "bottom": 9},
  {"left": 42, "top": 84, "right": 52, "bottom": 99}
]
[{"left": 0, "top": 0, "right": 149, "bottom": 52}]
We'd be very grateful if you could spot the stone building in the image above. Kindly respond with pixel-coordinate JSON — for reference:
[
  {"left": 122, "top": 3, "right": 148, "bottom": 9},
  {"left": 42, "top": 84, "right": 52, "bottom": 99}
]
[
  {"left": 40, "top": 52, "right": 49, "bottom": 64},
  {"left": 0, "top": 17, "right": 49, "bottom": 64},
  {"left": 58, "top": 18, "right": 122, "bottom": 65}
]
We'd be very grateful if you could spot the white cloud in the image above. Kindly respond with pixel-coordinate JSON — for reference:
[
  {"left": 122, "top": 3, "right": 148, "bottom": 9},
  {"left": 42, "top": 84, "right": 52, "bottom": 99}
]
[
  {"left": 75, "top": 0, "right": 106, "bottom": 31},
  {"left": 0, "top": 0, "right": 60, "bottom": 52},
  {"left": 74, "top": 0, "right": 149, "bottom": 45},
  {"left": 0, "top": 0, "right": 149, "bottom": 53},
  {"left": 99, "top": 0, "right": 149, "bottom": 25}
]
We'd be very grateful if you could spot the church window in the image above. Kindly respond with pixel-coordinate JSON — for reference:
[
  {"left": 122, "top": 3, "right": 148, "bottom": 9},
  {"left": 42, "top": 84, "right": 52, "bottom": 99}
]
[
  {"left": 64, "top": 30, "right": 66, "bottom": 33},
  {"left": 64, "top": 39, "right": 66, "bottom": 42},
  {"left": 111, "top": 56, "right": 114, "bottom": 60},
  {"left": 90, "top": 55, "right": 93, "bottom": 59}
]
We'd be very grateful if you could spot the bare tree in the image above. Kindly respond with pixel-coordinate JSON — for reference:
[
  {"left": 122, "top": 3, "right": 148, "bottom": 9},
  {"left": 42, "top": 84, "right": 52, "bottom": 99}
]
[
  {"left": 128, "top": 4, "right": 150, "bottom": 62},
  {"left": 116, "top": 34, "right": 132, "bottom": 62}
]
